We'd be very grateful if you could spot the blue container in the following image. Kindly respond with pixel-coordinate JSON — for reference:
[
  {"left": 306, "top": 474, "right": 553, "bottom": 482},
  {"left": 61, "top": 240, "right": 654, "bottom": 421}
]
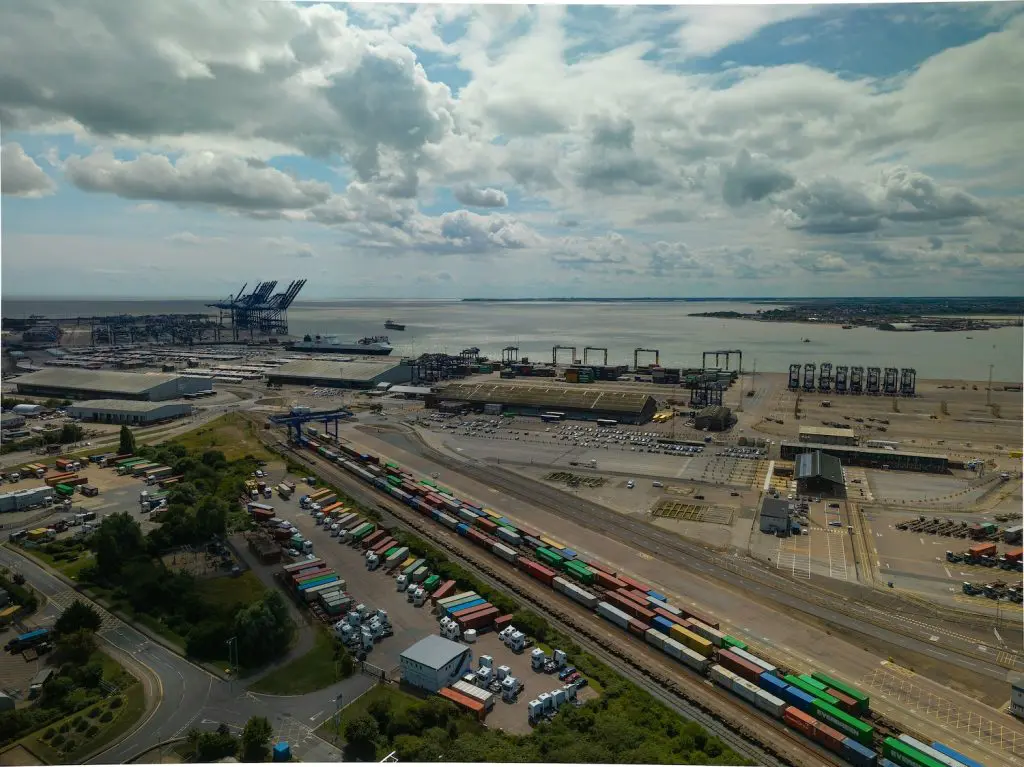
[
  {"left": 880, "top": 759, "right": 900, "bottom": 767},
  {"left": 841, "top": 737, "right": 878, "bottom": 767},
  {"left": 930, "top": 742, "right": 983, "bottom": 767},
  {"left": 758, "top": 672, "right": 789, "bottom": 697},
  {"left": 651, "top": 616, "right": 675, "bottom": 635},
  {"left": 456, "top": 523, "right": 470, "bottom": 535},
  {"left": 647, "top": 590, "right": 667, "bottom": 602},
  {"left": 447, "top": 598, "right": 486, "bottom": 616},
  {"left": 373, "top": 478, "right": 386, "bottom": 489},
  {"left": 431, "top": 510, "right": 442, "bottom": 522},
  {"left": 524, "top": 536, "right": 544, "bottom": 550},
  {"left": 273, "top": 742, "right": 291, "bottom": 762},
  {"left": 561, "top": 548, "right": 578, "bottom": 560},
  {"left": 781, "top": 685, "right": 816, "bottom": 714}
]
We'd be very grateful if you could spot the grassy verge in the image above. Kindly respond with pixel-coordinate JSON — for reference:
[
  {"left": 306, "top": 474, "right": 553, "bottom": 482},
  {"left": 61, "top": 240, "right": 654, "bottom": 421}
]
[
  {"left": 171, "top": 413, "right": 274, "bottom": 462},
  {"left": 195, "top": 571, "right": 268, "bottom": 611},
  {"left": 314, "top": 685, "right": 420, "bottom": 743},
  {"left": 21, "top": 545, "right": 95, "bottom": 583},
  {"left": 248, "top": 626, "right": 353, "bottom": 696},
  {"left": 22, "top": 683, "right": 146, "bottom": 764}
]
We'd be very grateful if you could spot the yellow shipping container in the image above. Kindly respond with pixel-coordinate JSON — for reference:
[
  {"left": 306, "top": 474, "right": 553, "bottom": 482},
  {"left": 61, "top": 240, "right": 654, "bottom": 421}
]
[
  {"left": 402, "top": 557, "right": 416, "bottom": 568},
  {"left": 539, "top": 536, "right": 565, "bottom": 550},
  {"left": 669, "top": 624, "right": 713, "bottom": 657},
  {"left": 0, "top": 605, "right": 20, "bottom": 623}
]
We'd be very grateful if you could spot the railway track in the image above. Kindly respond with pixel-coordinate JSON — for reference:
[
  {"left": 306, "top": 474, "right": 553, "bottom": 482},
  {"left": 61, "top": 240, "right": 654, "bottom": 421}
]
[
  {"left": 370, "top": 425, "right": 1015, "bottom": 664},
  {"left": 273, "top": 434, "right": 836, "bottom": 767}
]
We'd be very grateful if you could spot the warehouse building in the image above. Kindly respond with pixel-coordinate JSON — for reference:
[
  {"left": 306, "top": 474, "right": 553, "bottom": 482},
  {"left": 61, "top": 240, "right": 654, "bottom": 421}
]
[
  {"left": 425, "top": 382, "right": 657, "bottom": 424},
  {"left": 694, "top": 405, "right": 732, "bottom": 432},
  {"left": 399, "top": 635, "right": 472, "bottom": 693},
  {"left": 265, "top": 358, "right": 414, "bottom": 390},
  {"left": 780, "top": 442, "right": 948, "bottom": 473},
  {"left": 1, "top": 412, "right": 26, "bottom": 432},
  {"left": 794, "top": 450, "right": 846, "bottom": 496},
  {"left": 798, "top": 425, "right": 858, "bottom": 446},
  {"left": 66, "top": 400, "right": 193, "bottom": 426},
  {"left": 760, "top": 498, "right": 794, "bottom": 536},
  {"left": 14, "top": 369, "right": 214, "bottom": 402}
]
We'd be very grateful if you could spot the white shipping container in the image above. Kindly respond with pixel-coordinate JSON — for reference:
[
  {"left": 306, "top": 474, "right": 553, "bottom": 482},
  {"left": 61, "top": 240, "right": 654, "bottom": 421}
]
[
  {"left": 687, "top": 619, "right": 724, "bottom": 647},
  {"left": 710, "top": 664, "right": 737, "bottom": 691},
  {"left": 646, "top": 596, "right": 682, "bottom": 616},
  {"left": 453, "top": 680, "right": 495, "bottom": 708},
  {"left": 730, "top": 647, "right": 777, "bottom": 676},
  {"left": 596, "top": 602, "right": 630, "bottom": 630},
  {"left": 437, "top": 513, "right": 459, "bottom": 529},
  {"left": 457, "top": 508, "right": 479, "bottom": 523},
  {"left": 491, "top": 542, "right": 518, "bottom": 563},
  {"left": 495, "top": 527, "right": 522, "bottom": 547},
  {"left": 730, "top": 676, "right": 787, "bottom": 718},
  {"left": 553, "top": 577, "right": 599, "bottom": 609},
  {"left": 437, "top": 592, "right": 477, "bottom": 607}
]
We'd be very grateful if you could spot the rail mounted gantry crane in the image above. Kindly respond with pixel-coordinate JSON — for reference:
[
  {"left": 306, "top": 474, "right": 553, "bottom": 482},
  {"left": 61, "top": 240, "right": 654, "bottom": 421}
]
[
  {"left": 269, "top": 407, "right": 354, "bottom": 443},
  {"left": 553, "top": 345, "right": 577, "bottom": 366},
  {"left": 583, "top": 346, "right": 608, "bottom": 366}
]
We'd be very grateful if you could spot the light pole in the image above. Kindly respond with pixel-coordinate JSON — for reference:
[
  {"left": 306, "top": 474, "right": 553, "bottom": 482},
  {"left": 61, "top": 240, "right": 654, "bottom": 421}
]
[
  {"left": 332, "top": 692, "right": 344, "bottom": 742},
  {"left": 226, "top": 636, "right": 238, "bottom": 692}
]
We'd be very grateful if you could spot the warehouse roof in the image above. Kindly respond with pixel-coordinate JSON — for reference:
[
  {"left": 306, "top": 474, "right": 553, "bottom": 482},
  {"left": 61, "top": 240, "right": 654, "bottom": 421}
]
[
  {"left": 267, "top": 358, "right": 404, "bottom": 383},
  {"left": 799, "top": 425, "right": 857, "bottom": 439},
  {"left": 435, "top": 382, "right": 655, "bottom": 415},
  {"left": 795, "top": 450, "right": 846, "bottom": 486},
  {"left": 66, "top": 399, "right": 191, "bottom": 413},
  {"left": 14, "top": 369, "right": 186, "bottom": 394},
  {"left": 400, "top": 635, "right": 468, "bottom": 670},
  {"left": 760, "top": 498, "right": 792, "bottom": 520},
  {"left": 782, "top": 441, "right": 948, "bottom": 461},
  {"left": 697, "top": 405, "right": 732, "bottom": 420}
]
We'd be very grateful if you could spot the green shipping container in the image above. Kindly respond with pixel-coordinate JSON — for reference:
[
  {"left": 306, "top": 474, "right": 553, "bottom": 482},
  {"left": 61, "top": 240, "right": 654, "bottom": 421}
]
[
  {"left": 385, "top": 547, "right": 399, "bottom": 558},
  {"left": 798, "top": 674, "right": 829, "bottom": 692},
  {"left": 784, "top": 675, "right": 841, "bottom": 707},
  {"left": 55, "top": 484, "right": 75, "bottom": 496},
  {"left": 722, "top": 635, "right": 748, "bottom": 651},
  {"left": 423, "top": 575, "right": 441, "bottom": 590},
  {"left": 352, "top": 525, "right": 375, "bottom": 543},
  {"left": 808, "top": 699, "right": 873, "bottom": 746},
  {"left": 536, "top": 547, "right": 564, "bottom": 568},
  {"left": 882, "top": 738, "right": 945, "bottom": 767},
  {"left": 810, "top": 671, "right": 870, "bottom": 712},
  {"left": 402, "top": 558, "right": 426, "bottom": 577}
]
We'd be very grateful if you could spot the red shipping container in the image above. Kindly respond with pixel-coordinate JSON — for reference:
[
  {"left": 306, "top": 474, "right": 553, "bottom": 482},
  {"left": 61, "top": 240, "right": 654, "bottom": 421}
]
[
  {"left": 292, "top": 566, "right": 331, "bottom": 583},
  {"left": 452, "top": 602, "right": 493, "bottom": 619},
  {"left": 618, "top": 574, "right": 652, "bottom": 593},
  {"left": 362, "top": 530, "right": 386, "bottom": 549},
  {"left": 439, "top": 687, "right": 486, "bottom": 720},
  {"left": 585, "top": 559, "right": 616, "bottom": 576},
  {"left": 604, "top": 591, "right": 655, "bottom": 622},
  {"left": 431, "top": 580, "right": 457, "bottom": 603},
  {"left": 274, "top": 528, "right": 292, "bottom": 541},
  {"left": 680, "top": 606, "right": 719, "bottom": 630},
  {"left": 494, "top": 614, "right": 513, "bottom": 629},
  {"left": 654, "top": 607, "right": 690, "bottom": 628},
  {"left": 969, "top": 542, "right": 996, "bottom": 557},
  {"left": 783, "top": 707, "right": 815, "bottom": 738},
  {"left": 811, "top": 721, "right": 845, "bottom": 753},
  {"left": 371, "top": 538, "right": 397, "bottom": 556},
  {"left": 476, "top": 518, "right": 499, "bottom": 534},
  {"left": 457, "top": 607, "right": 499, "bottom": 631},
  {"left": 518, "top": 558, "right": 555, "bottom": 586},
  {"left": 595, "top": 571, "right": 626, "bottom": 590},
  {"left": 626, "top": 588, "right": 650, "bottom": 604},
  {"left": 517, "top": 524, "right": 541, "bottom": 539},
  {"left": 717, "top": 649, "right": 763, "bottom": 684},
  {"left": 627, "top": 618, "right": 647, "bottom": 637},
  {"left": 253, "top": 508, "right": 274, "bottom": 521},
  {"left": 1006, "top": 548, "right": 1023, "bottom": 563},
  {"left": 824, "top": 688, "right": 858, "bottom": 715}
]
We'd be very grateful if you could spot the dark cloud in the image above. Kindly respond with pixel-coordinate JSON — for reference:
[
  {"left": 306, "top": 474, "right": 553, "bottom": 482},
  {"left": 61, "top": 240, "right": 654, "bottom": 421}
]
[{"left": 721, "top": 149, "right": 795, "bottom": 206}]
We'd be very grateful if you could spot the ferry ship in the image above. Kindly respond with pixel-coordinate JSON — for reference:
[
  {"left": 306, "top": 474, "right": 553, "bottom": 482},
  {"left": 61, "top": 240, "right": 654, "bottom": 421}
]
[
  {"left": 285, "top": 335, "right": 393, "bottom": 355},
  {"left": 384, "top": 319, "right": 406, "bottom": 331}
]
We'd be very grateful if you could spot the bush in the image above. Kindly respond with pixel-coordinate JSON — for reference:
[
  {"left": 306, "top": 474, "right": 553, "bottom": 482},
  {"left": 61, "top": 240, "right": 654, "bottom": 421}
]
[
  {"left": 87, "top": 708, "right": 101, "bottom": 719},
  {"left": 109, "top": 696, "right": 123, "bottom": 709},
  {"left": 52, "top": 734, "right": 66, "bottom": 747},
  {"left": 59, "top": 722, "right": 70, "bottom": 733},
  {"left": 86, "top": 725, "right": 99, "bottom": 738},
  {"left": 99, "top": 710, "right": 113, "bottom": 723},
  {"left": 62, "top": 738, "right": 76, "bottom": 752},
  {"left": 44, "top": 727, "right": 56, "bottom": 740},
  {"left": 75, "top": 719, "right": 88, "bottom": 732}
]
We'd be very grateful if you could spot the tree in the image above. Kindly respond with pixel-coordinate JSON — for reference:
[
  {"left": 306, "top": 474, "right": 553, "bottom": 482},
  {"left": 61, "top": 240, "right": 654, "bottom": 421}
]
[
  {"left": 233, "top": 591, "right": 293, "bottom": 667},
  {"left": 240, "top": 715, "right": 273, "bottom": 762},
  {"left": 55, "top": 600, "right": 102, "bottom": 636},
  {"left": 343, "top": 714, "right": 380, "bottom": 762},
  {"left": 55, "top": 629, "right": 96, "bottom": 665},
  {"left": 119, "top": 425, "right": 136, "bottom": 455},
  {"left": 93, "top": 513, "right": 146, "bottom": 579},
  {"left": 188, "top": 724, "right": 238, "bottom": 762}
]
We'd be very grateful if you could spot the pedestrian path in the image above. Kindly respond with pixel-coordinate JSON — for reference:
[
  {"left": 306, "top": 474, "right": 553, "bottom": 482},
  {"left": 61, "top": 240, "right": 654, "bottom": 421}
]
[{"left": 48, "top": 588, "right": 120, "bottom": 632}]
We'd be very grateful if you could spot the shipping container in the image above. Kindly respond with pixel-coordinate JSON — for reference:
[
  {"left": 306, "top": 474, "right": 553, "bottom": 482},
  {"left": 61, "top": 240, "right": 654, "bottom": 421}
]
[
  {"left": 618, "top": 574, "right": 652, "bottom": 593},
  {"left": 450, "top": 600, "right": 490, "bottom": 618},
  {"left": 594, "top": 570, "right": 626, "bottom": 590},
  {"left": 811, "top": 671, "right": 870, "bottom": 713},
  {"left": 841, "top": 738, "right": 878, "bottom": 767},
  {"left": 896, "top": 736, "right": 969, "bottom": 767},
  {"left": 826, "top": 687, "right": 860, "bottom": 715},
  {"left": 626, "top": 618, "right": 647, "bottom": 637},
  {"left": 402, "top": 558, "right": 426, "bottom": 577},
  {"left": 812, "top": 720, "right": 848, "bottom": 754},
  {"left": 758, "top": 671, "right": 789, "bottom": 698},
  {"left": 439, "top": 687, "right": 486, "bottom": 719},
  {"left": 362, "top": 530, "right": 387, "bottom": 549},
  {"left": 518, "top": 558, "right": 556, "bottom": 586},
  {"left": 780, "top": 684, "right": 817, "bottom": 714},
  {"left": 730, "top": 646, "right": 777, "bottom": 676},
  {"left": 677, "top": 605, "right": 719, "bottom": 630},
  {"left": 437, "top": 591, "right": 477, "bottom": 607},
  {"left": 929, "top": 742, "right": 984, "bottom": 767},
  {"left": 722, "top": 635, "right": 748, "bottom": 651},
  {"left": 685, "top": 618, "right": 725, "bottom": 648},
  {"left": 584, "top": 559, "right": 616, "bottom": 576},
  {"left": 883, "top": 738, "right": 945, "bottom": 767},
  {"left": 653, "top": 607, "right": 690, "bottom": 629},
  {"left": 456, "top": 607, "right": 499, "bottom": 631},
  {"left": 604, "top": 591, "right": 655, "bottom": 623},
  {"left": 717, "top": 648, "right": 763, "bottom": 682},
  {"left": 809, "top": 699, "right": 873, "bottom": 746},
  {"left": 596, "top": 601, "right": 631, "bottom": 630},
  {"left": 783, "top": 706, "right": 816, "bottom": 738},
  {"left": 552, "top": 577, "right": 599, "bottom": 609},
  {"left": 492, "top": 541, "right": 518, "bottom": 564}
]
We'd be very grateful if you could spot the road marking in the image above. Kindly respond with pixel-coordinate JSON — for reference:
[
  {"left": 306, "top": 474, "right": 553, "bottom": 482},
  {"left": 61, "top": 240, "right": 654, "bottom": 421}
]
[
  {"left": 944, "top": 567, "right": 952, "bottom": 578},
  {"left": 309, "top": 710, "right": 323, "bottom": 721}
]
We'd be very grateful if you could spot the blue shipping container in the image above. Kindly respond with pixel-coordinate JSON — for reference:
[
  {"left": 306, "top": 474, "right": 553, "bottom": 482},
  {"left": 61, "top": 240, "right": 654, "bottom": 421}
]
[
  {"left": 929, "top": 743, "right": 983, "bottom": 767},
  {"left": 560, "top": 548, "right": 577, "bottom": 560},
  {"left": 758, "top": 672, "right": 789, "bottom": 697},
  {"left": 880, "top": 760, "right": 900, "bottom": 767},
  {"left": 651, "top": 617, "right": 675, "bottom": 635},
  {"left": 780, "top": 685, "right": 816, "bottom": 714},
  {"left": 647, "top": 590, "right": 667, "bottom": 602},
  {"left": 456, "top": 523, "right": 469, "bottom": 535},
  {"left": 841, "top": 737, "right": 878, "bottom": 767},
  {"left": 447, "top": 598, "right": 486, "bottom": 616}
]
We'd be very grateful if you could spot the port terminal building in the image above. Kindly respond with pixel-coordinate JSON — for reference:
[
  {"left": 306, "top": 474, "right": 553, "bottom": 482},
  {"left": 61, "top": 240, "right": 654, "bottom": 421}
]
[
  {"left": 13, "top": 369, "right": 214, "bottom": 402},
  {"left": 399, "top": 635, "right": 472, "bottom": 693},
  {"left": 425, "top": 382, "right": 657, "bottom": 424},
  {"left": 264, "top": 358, "right": 414, "bottom": 389},
  {"left": 780, "top": 441, "right": 948, "bottom": 473},
  {"left": 66, "top": 400, "right": 193, "bottom": 426},
  {"left": 794, "top": 450, "right": 846, "bottom": 496},
  {"left": 759, "top": 498, "right": 796, "bottom": 536},
  {"left": 694, "top": 405, "right": 732, "bottom": 432},
  {"left": 798, "top": 425, "right": 858, "bottom": 446}
]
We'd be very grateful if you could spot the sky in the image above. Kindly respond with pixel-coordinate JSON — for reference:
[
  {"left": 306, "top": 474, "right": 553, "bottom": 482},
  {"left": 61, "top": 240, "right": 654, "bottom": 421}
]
[{"left": 1, "top": 1, "right": 1023, "bottom": 300}]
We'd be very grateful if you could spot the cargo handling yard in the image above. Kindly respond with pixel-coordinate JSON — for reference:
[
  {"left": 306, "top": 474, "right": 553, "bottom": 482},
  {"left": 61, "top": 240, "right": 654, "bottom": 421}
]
[
  {"left": 241, "top": 389, "right": 1022, "bottom": 767},
  {"left": 2, "top": 324, "right": 1022, "bottom": 767}
]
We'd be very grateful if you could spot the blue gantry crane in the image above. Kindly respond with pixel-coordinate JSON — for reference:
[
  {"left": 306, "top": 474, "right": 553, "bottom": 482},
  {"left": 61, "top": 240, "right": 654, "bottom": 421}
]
[{"left": 268, "top": 407, "right": 354, "bottom": 443}]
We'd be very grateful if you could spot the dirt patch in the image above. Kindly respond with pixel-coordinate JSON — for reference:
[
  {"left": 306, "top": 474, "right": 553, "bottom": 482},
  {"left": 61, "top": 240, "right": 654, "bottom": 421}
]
[{"left": 0, "top": 744, "right": 43, "bottom": 766}]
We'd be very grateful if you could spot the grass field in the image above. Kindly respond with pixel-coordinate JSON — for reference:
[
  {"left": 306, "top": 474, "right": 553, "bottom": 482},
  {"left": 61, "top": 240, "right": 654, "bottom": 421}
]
[
  {"left": 249, "top": 626, "right": 352, "bottom": 696},
  {"left": 195, "top": 571, "right": 268, "bottom": 611},
  {"left": 18, "top": 545, "right": 96, "bottom": 582},
  {"left": 172, "top": 413, "right": 274, "bottom": 461}
]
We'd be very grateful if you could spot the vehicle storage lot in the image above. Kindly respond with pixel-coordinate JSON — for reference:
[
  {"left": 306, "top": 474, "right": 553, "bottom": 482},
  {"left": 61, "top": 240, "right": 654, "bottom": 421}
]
[
  {"left": 271, "top": 487, "right": 444, "bottom": 674},
  {"left": 461, "top": 632, "right": 534, "bottom": 734}
]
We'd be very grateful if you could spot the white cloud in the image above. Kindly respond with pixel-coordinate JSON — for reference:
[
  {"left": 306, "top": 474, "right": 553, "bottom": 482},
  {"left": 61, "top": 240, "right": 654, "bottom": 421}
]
[
  {"left": 1, "top": 142, "right": 57, "bottom": 197},
  {"left": 453, "top": 185, "right": 508, "bottom": 208},
  {"left": 671, "top": 6, "right": 818, "bottom": 57}
]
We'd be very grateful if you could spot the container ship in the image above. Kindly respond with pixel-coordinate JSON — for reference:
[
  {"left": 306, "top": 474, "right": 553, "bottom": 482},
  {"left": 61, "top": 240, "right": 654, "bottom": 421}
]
[
  {"left": 285, "top": 335, "right": 393, "bottom": 355},
  {"left": 384, "top": 319, "right": 406, "bottom": 331}
]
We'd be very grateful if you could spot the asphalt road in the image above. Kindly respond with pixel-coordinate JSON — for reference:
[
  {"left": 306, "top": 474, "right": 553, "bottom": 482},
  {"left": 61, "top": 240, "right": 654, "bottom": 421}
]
[
  {"left": 370, "top": 424, "right": 1016, "bottom": 681},
  {"left": 0, "top": 545, "right": 367, "bottom": 762}
]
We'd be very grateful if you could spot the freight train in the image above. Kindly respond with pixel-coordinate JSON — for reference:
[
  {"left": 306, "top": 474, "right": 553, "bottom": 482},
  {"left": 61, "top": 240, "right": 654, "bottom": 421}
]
[{"left": 296, "top": 436, "right": 984, "bottom": 767}]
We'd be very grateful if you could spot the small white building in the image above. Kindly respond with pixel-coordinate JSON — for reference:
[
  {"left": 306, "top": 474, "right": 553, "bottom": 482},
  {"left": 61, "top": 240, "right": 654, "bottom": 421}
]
[
  {"left": 399, "top": 635, "right": 471, "bottom": 693},
  {"left": 1011, "top": 674, "right": 1024, "bottom": 719}
]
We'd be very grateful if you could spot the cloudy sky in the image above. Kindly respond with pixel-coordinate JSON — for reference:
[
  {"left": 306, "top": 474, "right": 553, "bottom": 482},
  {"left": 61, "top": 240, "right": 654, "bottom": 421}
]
[{"left": 1, "top": 1, "right": 1022, "bottom": 299}]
